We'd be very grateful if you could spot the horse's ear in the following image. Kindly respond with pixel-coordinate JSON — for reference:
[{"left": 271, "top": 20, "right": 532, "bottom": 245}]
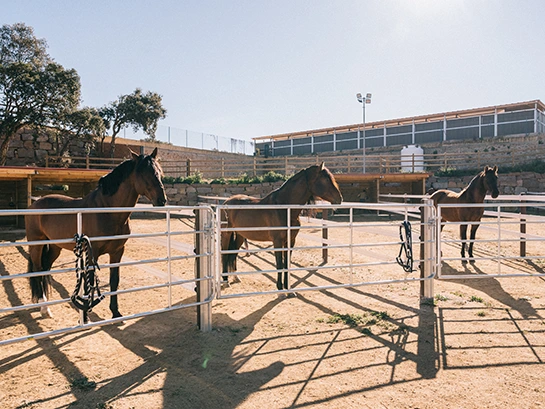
[
  {"left": 150, "top": 147, "right": 158, "bottom": 158},
  {"left": 320, "top": 162, "right": 325, "bottom": 171},
  {"left": 493, "top": 165, "right": 498, "bottom": 173},
  {"left": 129, "top": 148, "right": 139, "bottom": 160}
]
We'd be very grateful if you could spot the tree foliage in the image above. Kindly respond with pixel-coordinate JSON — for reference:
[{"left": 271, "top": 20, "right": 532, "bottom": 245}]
[
  {"left": 0, "top": 23, "right": 81, "bottom": 165},
  {"left": 99, "top": 88, "right": 167, "bottom": 156},
  {"left": 51, "top": 107, "right": 106, "bottom": 158},
  {"left": 1, "top": 23, "right": 168, "bottom": 165}
]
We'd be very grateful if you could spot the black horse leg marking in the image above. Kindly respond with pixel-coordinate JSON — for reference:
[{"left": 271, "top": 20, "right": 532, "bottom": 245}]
[
  {"left": 275, "top": 250, "right": 284, "bottom": 291},
  {"left": 283, "top": 250, "right": 289, "bottom": 290},
  {"left": 469, "top": 223, "right": 480, "bottom": 261},
  {"left": 460, "top": 224, "right": 468, "bottom": 262},
  {"left": 109, "top": 249, "right": 124, "bottom": 318},
  {"left": 30, "top": 244, "right": 62, "bottom": 318}
]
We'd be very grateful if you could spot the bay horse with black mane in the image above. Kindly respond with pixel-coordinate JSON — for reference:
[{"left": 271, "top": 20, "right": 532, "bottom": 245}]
[
  {"left": 430, "top": 165, "right": 499, "bottom": 262},
  {"left": 222, "top": 163, "right": 343, "bottom": 290},
  {"left": 26, "top": 148, "right": 167, "bottom": 322}
]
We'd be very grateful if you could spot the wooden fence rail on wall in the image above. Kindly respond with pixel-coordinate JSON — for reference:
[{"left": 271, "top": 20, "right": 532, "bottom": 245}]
[{"left": 43, "top": 149, "right": 528, "bottom": 179}]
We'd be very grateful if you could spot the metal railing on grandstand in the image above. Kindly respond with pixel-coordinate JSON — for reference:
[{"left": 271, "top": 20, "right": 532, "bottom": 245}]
[{"left": 256, "top": 105, "right": 545, "bottom": 157}]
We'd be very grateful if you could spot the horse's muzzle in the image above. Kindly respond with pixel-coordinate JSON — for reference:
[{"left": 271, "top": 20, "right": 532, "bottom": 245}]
[
  {"left": 155, "top": 197, "right": 167, "bottom": 206},
  {"left": 332, "top": 194, "right": 343, "bottom": 205}
]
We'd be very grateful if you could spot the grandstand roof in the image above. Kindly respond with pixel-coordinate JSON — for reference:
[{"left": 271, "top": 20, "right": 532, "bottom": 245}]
[{"left": 252, "top": 99, "right": 545, "bottom": 142}]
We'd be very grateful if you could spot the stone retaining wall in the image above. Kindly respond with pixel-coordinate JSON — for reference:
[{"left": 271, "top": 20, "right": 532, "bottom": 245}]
[
  {"left": 163, "top": 171, "right": 545, "bottom": 206},
  {"left": 428, "top": 172, "right": 545, "bottom": 195},
  {"left": 4, "top": 127, "right": 246, "bottom": 166}
]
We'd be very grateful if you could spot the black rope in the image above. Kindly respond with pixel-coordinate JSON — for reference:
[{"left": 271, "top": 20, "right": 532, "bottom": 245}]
[
  {"left": 396, "top": 220, "right": 414, "bottom": 273},
  {"left": 71, "top": 234, "right": 104, "bottom": 312}
]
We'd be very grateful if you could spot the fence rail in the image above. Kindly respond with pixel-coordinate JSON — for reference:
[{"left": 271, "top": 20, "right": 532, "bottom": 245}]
[{"left": 44, "top": 146, "right": 539, "bottom": 179}]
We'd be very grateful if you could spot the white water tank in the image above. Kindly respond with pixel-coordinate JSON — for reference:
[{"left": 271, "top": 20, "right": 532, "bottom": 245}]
[{"left": 401, "top": 145, "right": 424, "bottom": 172}]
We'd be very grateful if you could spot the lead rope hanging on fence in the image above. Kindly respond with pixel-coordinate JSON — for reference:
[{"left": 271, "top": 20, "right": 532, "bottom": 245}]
[
  {"left": 396, "top": 220, "right": 414, "bottom": 273},
  {"left": 71, "top": 234, "right": 104, "bottom": 312}
]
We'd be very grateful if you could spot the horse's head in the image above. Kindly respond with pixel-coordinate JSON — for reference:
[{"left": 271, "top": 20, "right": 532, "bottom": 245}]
[
  {"left": 306, "top": 163, "right": 343, "bottom": 204},
  {"left": 131, "top": 147, "right": 167, "bottom": 206},
  {"left": 483, "top": 165, "right": 499, "bottom": 198}
]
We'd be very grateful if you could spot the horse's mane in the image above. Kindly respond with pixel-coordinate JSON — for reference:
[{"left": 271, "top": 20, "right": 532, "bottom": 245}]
[
  {"left": 98, "top": 158, "right": 137, "bottom": 196},
  {"left": 279, "top": 165, "right": 333, "bottom": 205},
  {"left": 463, "top": 169, "right": 487, "bottom": 192}
]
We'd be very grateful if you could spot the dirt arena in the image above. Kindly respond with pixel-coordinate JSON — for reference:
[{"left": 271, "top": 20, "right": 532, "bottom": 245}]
[{"left": 1, "top": 209, "right": 544, "bottom": 409}]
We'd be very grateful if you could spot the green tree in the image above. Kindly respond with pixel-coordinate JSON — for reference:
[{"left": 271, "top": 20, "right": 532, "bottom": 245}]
[
  {"left": 51, "top": 107, "right": 106, "bottom": 158},
  {"left": 0, "top": 23, "right": 81, "bottom": 165},
  {"left": 99, "top": 88, "right": 167, "bottom": 157}
]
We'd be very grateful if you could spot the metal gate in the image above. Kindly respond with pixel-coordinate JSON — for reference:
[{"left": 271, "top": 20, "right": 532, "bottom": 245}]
[
  {"left": 214, "top": 201, "right": 436, "bottom": 301},
  {"left": 0, "top": 205, "right": 215, "bottom": 346},
  {"left": 436, "top": 199, "right": 545, "bottom": 280}
]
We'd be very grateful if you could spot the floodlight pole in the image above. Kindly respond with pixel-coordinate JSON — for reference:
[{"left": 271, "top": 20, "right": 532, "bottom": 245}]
[{"left": 356, "top": 93, "right": 372, "bottom": 173}]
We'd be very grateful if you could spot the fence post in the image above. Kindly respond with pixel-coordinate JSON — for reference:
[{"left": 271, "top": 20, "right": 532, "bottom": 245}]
[
  {"left": 45, "top": 155, "right": 49, "bottom": 167},
  {"left": 221, "top": 158, "right": 225, "bottom": 178},
  {"left": 86, "top": 155, "right": 90, "bottom": 169},
  {"left": 520, "top": 199, "right": 527, "bottom": 257},
  {"left": 195, "top": 207, "right": 212, "bottom": 332},
  {"left": 186, "top": 159, "right": 191, "bottom": 177},
  {"left": 420, "top": 198, "right": 434, "bottom": 300},
  {"left": 322, "top": 208, "right": 328, "bottom": 263},
  {"left": 253, "top": 157, "right": 257, "bottom": 177}
]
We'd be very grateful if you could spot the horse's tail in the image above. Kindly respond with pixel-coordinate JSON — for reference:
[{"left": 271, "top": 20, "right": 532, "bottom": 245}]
[
  {"left": 28, "top": 245, "right": 52, "bottom": 303},
  {"left": 226, "top": 232, "right": 239, "bottom": 272}
]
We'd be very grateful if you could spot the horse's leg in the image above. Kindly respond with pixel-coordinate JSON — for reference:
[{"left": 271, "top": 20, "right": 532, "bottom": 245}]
[
  {"left": 109, "top": 249, "right": 125, "bottom": 318},
  {"left": 29, "top": 244, "right": 50, "bottom": 318},
  {"left": 222, "top": 233, "right": 245, "bottom": 284},
  {"left": 468, "top": 223, "right": 480, "bottom": 261},
  {"left": 240, "top": 238, "right": 250, "bottom": 258},
  {"left": 284, "top": 233, "right": 298, "bottom": 291},
  {"left": 221, "top": 231, "right": 232, "bottom": 283},
  {"left": 274, "top": 250, "right": 285, "bottom": 291},
  {"left": 283, "top": 249, "right": 289, "bottom": 290},
  {"left": 460, "top": 224, "right": 468, "bottom": 262},
  {"left": 29, "top": 244, "right": 61, "bottom": 318}
]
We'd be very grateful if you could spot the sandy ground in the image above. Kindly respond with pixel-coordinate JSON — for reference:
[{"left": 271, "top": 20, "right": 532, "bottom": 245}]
[{"left": 0, "top": 209, "right": 544, "bottom": 409}]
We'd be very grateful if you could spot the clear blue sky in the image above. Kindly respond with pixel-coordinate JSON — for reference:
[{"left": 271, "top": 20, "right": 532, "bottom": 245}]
[{"left": 4, "top": 0, "right": 545, "bottom": 143}]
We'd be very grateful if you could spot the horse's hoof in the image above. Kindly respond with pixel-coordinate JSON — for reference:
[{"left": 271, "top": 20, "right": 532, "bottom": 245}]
[
  {"left": 40, "top": 307, "right": 53, "bottom": 318},
  {"left": 469, "top": 258, "right": 476, "bottom": 264},
  {"left": 112, "top": 311, "right": 123, "bottom": 319},
  {"left": 286, "top": 292, "right": 297, "bottom": 298},
  {"left": 233, "top": 275, "right": 241, "bottom": 283},
  {"left": 461, "top": 259, "right": 468, "bottom": 264}
]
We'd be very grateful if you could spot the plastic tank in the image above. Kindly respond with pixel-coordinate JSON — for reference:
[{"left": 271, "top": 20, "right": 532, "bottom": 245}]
[{"left": 400, "top": 145, "right": 424, "bottom": 172}]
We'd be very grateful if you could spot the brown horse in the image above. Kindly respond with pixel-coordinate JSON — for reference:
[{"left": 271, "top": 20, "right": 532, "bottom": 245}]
[
  {"left": 221, "top": 163, "right": 343, "bottom": 290},
  {"left": 26, "top": 148, "right": 167, "bottom": 321},
  {"left": 430, "top": 165, "right": 499, "bottom": 262}
]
